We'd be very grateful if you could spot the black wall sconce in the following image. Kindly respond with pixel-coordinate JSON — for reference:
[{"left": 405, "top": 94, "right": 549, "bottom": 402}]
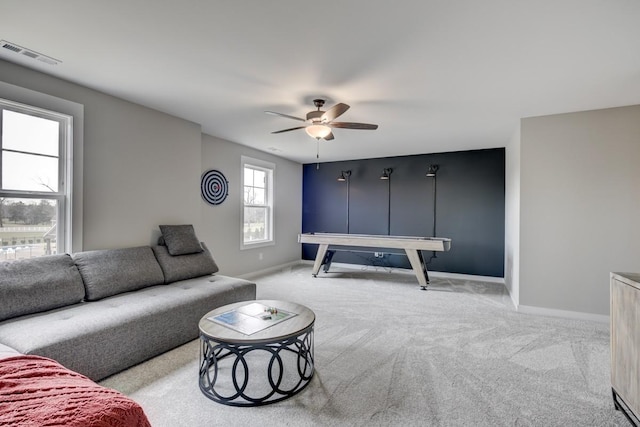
[
  {"left": 426, "top": 164, "right": 439, "bottom": 264},
  {"left": 380, "top": 168, "right": 393, "bottom": 180},
  {"left": 337, "top": 170, "right": 352, "bottom": 233},
  {"left": 380, "top": 168, "right": 393, "bottom": 234},
  {"left": 337, "top": 170, "right": 351, "bottom": 182}
]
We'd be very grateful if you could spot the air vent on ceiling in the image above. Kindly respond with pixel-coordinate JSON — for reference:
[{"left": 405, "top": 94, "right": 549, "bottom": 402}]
[{"left": 0, "top": 40, "right": 61, "bottom": 65}]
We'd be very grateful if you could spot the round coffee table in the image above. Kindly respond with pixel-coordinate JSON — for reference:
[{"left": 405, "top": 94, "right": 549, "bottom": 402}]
[{"left": 198, "top": 299, "right": 315, "bottom": 406}]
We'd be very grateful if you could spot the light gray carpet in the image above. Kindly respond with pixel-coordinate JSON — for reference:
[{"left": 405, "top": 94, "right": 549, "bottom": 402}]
[{"left": 100, "top": 264, "right": 627, "bottom": 426}]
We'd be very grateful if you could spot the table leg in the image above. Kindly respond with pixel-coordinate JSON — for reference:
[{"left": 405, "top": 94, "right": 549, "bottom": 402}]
[
  {"left": 405, "top": 249, "right": 428, "bottom": 289},
  {"left": 322, "top": 250, "right": 336, "bottom": 272},
  {"left": 312, "top": 244, "right": 329, "bottom": 277},
  {"left": 199, "top": 327, "right": 314, "bottom": 406}
]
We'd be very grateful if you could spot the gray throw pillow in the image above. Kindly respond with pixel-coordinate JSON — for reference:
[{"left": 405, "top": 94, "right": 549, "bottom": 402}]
[
  {"left": 159, "top": 224, "right": 203, "bottom": 256},
  {"left": 151, "top": 242, "right": 219, "bottom": 283}
]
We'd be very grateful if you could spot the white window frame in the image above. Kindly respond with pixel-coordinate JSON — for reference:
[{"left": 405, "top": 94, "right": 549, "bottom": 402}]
[
  {"left": 241, "top": 155, "right": 274, "bottom": 250},
  {"left": 0, "top": 97, "right": 73, "bottom": 254}
]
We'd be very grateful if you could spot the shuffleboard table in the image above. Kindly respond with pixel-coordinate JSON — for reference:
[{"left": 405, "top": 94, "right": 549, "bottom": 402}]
[{"left": 298, "top": 232, "right": 452, "bottom": 289}]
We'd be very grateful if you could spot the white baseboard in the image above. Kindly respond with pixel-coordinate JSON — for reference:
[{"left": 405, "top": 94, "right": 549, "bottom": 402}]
[
  {"left": 429, "top": 270, "right": 504, "bottom": 284},
  {"left": 238, "top": 260, "right": 302, "bottom": 280},
  {"left": 509, "top": 291, "right": 518, "bottom": 311},
  {"left": 517, "top": 304, "right": 609, "bottom": 324}
]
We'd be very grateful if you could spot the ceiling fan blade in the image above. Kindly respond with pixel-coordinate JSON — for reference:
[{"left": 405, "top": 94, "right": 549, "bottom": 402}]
[
  {"left": 329, "top": 122, "right": 378, "bottom": 130},
  {"left": 265, "top": 111, "right": 306, "bottom": 122},
  {"left": 323, "top": 132, "right": 335, "bottom": 141},
  {"left": 271, "top": 126, "right": 306, "bottom": 134},
  {"left": 321, "top": 103, "right": 350, "bottom": 122}
]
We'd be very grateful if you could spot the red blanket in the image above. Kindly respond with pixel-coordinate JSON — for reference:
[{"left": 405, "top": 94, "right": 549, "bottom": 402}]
[{"left": 0, "top": 355, "right": 151, "bottom": 427}]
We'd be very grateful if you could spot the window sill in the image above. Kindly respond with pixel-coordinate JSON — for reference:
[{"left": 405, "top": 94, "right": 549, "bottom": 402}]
[{"left": 241, "top": 240, "right": 275, "bottom": 251}]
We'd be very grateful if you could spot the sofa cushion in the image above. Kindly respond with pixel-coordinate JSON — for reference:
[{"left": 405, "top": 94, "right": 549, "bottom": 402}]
[
  {"left": 72, "top": 246, "right": 165, "bottom": 301},
  {"left": 0, "top": 343, "right": 20, "bottom": 361},
  {"left": 0, "top": 276, "right": 256, "bottom": 380},
  {"left": 151, "top": 242, "right": 219, "bottom": 283},
  {"left": 0, "top": 254, "right": 85, "bottom": 322},
  {"left": 159, "top": 224, "right": 203, "bottom": 255}
]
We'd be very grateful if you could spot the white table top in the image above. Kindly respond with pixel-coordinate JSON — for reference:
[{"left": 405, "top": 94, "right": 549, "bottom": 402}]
[
  {"left": 298, "top": 232, "right": 451, "bottom": 251},
  {"left": 199, "top": 299, "right": 315, "bottom": 344}
]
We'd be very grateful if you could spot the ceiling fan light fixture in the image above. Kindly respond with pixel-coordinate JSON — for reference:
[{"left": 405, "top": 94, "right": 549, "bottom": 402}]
[{"left": 305, "top": 124, "right": 331, "bottom": 139}]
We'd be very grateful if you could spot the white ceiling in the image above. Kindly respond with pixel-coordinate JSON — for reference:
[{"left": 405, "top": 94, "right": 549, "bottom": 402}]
[{"left": 1, "top": 1, "right": 639, "bottom": 164}]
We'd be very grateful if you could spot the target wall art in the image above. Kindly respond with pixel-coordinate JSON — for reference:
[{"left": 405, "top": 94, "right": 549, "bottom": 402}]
[{"left": 201, "top": 169, "right": 229, "bottom": 205}]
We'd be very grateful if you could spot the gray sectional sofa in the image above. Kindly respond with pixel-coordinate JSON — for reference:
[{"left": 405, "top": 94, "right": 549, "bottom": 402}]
[{"left": 0, "top": 233, "right": 256, "bottom": 381}]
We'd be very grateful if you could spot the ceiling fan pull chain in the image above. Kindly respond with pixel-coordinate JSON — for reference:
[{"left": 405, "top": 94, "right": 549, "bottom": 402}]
[{"left": 316, "top": 139, "right": 320, "bottom": 169}]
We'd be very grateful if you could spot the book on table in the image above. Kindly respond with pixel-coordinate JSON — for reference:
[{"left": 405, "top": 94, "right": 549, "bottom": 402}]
[{"left": 208, "top": 302, "right": 297, "bottom": 335}]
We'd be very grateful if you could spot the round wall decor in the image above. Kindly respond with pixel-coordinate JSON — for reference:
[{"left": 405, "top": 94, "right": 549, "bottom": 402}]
[{"left": 201, "top": 169, "right": 229, "bottom": 205}]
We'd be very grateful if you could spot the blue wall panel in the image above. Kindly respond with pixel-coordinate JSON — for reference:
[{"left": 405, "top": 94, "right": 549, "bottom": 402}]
[{"left": 302, "top": 148, "right": 505, "bottom": 277}]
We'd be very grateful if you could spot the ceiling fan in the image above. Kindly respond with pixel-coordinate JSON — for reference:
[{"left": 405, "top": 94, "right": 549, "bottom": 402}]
[{"left": 265, "top": 99, "right": 378, "bottom": 141}]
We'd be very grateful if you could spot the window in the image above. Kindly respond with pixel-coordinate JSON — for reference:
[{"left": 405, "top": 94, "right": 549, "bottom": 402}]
[
  {"left": 241, "top": 156, "right": 274, "bottom": 249},
  {"left": 0, "top": 98, "right": 73, "bottom": 262}
]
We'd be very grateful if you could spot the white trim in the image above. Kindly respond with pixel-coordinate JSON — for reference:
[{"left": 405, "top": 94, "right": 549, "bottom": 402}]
[
  {"left": 517, "top": 304, "right": 609, "bottom": 323},
  {"left": 0, "top": 96, "right": 74, "bottom": 254},
  {"left": 241, "top": 240, "right": 275, "bottom": 250},
  {"left": 240, "top": 155, "right": 275, "bottom": 250},
  {"left": 0, "top": 81, "right": 83, "bottom": 252},
  {"left": 241, "top": 155, "right": 276, "bottom": 171},
  {"left": 508, "top": 288, "right": 519, "bottom": 312},
  {"left": 237, "top": 260, "right": 302, "bottom": 280},
  {"left": 428, "top": 270, "right": 504, "bottom": 284}
]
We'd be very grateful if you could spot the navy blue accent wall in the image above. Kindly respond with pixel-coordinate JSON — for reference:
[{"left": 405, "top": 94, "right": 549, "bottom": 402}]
[{"left": 302, "top": 148, "right": 505, "bottom": 277}]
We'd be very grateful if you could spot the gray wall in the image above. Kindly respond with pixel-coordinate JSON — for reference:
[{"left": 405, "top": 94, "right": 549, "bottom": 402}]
[
  {"left": 0, "top": 59, "right": 302, "bottom": 276},
  {"left": 519, "top": 105, "right": 640, "bottom": 316},
  {"left": 81, "top": 95, "right": 203, "bottom": 249},
  {"left": 0, "top": 59, "right": 202, "bottom": 250},
  {"left": 200, "top": 134, "right": 302, "bottom": 276}
]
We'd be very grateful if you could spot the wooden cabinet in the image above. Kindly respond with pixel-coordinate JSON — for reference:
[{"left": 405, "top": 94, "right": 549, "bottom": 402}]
[{"left": 611, "top": 272, "right": 640, "bottom": 425}]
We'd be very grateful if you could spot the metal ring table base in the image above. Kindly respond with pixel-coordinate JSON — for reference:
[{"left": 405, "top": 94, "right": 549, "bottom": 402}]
[{"left": 199, "top": 326, "right": 314, "bottom": 406}]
